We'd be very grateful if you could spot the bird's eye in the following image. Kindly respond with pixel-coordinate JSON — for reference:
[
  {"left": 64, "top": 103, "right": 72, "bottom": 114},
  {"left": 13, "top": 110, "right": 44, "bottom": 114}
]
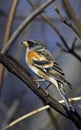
[{"left": 28, "top": 40, "right": 35, "bottom": 47}]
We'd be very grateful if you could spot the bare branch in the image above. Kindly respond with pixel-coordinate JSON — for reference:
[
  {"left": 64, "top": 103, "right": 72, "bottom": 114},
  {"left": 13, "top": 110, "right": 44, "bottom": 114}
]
[
  {"left": 63, "top": 0, "right": 81, "bottom": 34},
  {"left": 2, "top": 96, "right": 81, "bottom": 130},
  {"left": 55, "top": 7, "right": 81, "bottom": 39},
  {"left": 2, "top": 105, "right": 50, "bottom": 130},
  {"left": 2, "top": 0, "right": 19, "bottom": 46},
  {"left": 53, "top": 7, "right": 81, "bottom": 62},
  {"left": 27, "top": 0, "right": 68, "bottom": 48},
  {"left": 56, "top": 38, "right": 81, "bottom": 62},
  {"left": 0, "top": 53, "right": 81, "bottom": 129},
  {"left": 71, "top": 37, "right": 77, "bottom": 51},
  {"left": 0, "top": 10, "right": 68, "bottom": 23},
  {"left": 0, "top": 0, "right": 19, "bottom": 93},
  {"left": 1, "top": 0, "right": 55, "bottom": 54},
  {"left": 1, "top": 90, "right": 25, "bottom": 128},
  {"left": 56, "top": 42, "right": 68, "bottom": 52}
]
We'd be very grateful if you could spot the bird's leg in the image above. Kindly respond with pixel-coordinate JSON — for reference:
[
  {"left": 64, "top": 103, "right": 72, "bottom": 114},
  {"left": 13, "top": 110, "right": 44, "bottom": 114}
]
[
  {"left": 36, "top": 82, "right": 40, "bottom": 89},
  {"left": 36, "top": 81, "right": 49, "bottom": 96},
  {"left": 34, "top": 77, "right": 49, "bottom": 96},
  {"left": 57, "top": 82, "right": 74, "bottom": 111},
  {"left": 34, "top": 78, "right": 45, "bottom": 89}
]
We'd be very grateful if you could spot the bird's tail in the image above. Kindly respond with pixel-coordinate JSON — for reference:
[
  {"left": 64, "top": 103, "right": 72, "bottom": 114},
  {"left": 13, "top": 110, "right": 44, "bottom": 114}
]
[{"left": 57, "top": 82, "right": 74, "bottom": 111}]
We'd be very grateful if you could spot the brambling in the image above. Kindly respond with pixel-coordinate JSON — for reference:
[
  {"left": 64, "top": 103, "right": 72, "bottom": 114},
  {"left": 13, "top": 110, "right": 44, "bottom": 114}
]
[{"left": 22, "top": 40, "right": 74, "bottom": 111}]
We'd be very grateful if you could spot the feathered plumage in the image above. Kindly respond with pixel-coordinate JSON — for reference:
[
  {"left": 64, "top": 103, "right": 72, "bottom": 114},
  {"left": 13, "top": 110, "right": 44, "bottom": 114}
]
[{"left": 22, "top": 40, "right": 74, "bottom": 111}]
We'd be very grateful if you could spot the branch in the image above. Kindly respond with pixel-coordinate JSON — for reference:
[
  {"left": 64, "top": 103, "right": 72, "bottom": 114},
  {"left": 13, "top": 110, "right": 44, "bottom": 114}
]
[
  {"left": 1, "top": 0, "right": 55, "bottom": 54},
  {"left": 0, "top": 0, "right": 19, "bottom": 93},
  {"left": 56, "top": 38, "right": 81, "bottom": 62},
  {"left": 27, "top": 1, "right": 81, "bottom": 62},
  {"left": 2, "top": 96, "right": 81, "bottom": 130},
  {"left": 55, "top": 7, "right": 81, "bottom": 39},
  {"left": 54, "top": 7, "right": 81, "bottom": 62},
  {"left": 2, "top": 0, "right": 19, "bottom": 46},
  {"left": 2, "top": 105, "right": 50, "bottom": 130},
  {"left": 63, "top": 0, "right": 81, "bottom": 35},
  {"left": 27, "top": 0, "right": 68, "bottom": 48},
  {"left": 0, "top": 10, "right": 67, "bottom": 23},
  {"left": 0, "top": 53, "right": 81, "bottom": 129}
]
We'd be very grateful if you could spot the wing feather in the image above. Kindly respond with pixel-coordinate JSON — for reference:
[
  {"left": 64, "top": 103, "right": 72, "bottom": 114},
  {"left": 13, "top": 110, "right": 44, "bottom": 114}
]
[
  {"left": 33, "top": 59, "right": 53, "bottom": 68},
  {"left": 53, "top": 62, "right": 65, "bottom": 77},
  {"left": 33, "top": 57, "right": 71, "bottom": 88}
]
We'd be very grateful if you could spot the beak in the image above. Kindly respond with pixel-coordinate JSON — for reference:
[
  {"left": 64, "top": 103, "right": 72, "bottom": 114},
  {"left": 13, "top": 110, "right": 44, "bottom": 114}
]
[{"left": 21, "top": 41, "right": 29, "bottom": 47}]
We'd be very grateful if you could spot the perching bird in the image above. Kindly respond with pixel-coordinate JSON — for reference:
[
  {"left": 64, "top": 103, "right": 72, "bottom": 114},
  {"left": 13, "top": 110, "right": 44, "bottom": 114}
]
[{"left": 22, "top": 40, "right": 74, "bottom": 111}]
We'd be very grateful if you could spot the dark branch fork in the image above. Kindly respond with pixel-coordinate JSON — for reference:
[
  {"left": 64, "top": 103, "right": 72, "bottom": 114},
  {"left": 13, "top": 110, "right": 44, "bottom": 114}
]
[
  {"left": 0, "top": 53, "right": 81, "bottom": 129},
  {"left": 55, "top": 7, "right": 81, "bottom": 62}
]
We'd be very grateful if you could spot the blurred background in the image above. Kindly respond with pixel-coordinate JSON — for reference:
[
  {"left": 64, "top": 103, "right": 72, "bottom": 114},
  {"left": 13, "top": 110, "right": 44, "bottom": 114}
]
[{"left": 0, "top": 0, "right": 81, "bottom": 130}]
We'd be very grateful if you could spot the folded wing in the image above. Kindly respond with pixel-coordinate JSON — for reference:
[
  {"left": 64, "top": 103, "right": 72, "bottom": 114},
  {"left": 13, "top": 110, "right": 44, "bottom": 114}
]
[{"left": 33, "top": 59, "right": 71, "bottom": 88}]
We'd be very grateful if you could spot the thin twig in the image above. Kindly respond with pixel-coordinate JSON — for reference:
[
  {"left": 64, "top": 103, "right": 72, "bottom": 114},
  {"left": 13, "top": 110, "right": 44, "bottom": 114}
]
[
  {"left": 54, "top": 7, "right": 81, "bottom": 62},
  {"left": 63, "top": 0, "right": 81, "bottom": 35},
  {"left": 0, "top": 0, "right": 19, "bottom": 93},
  {"left": 71, "top": 37, "right": 77, "bottom": 50},
  {"left": 2, "top": 99, "right": 20, "bottom": 129},
  {"left": 1, "top": 90, "right": 25, "bottom": 129},
  {"left": 2, "top": 105, "right": 50, "bottom": 130},
  {"left": 27, "top": 0, "right": 68, "bottom": 48},
  {"left": 2, "top": 0, "right": 19, "bottom": 46},
  {"left": 60, "top": 96, "right": 81, "bottom": 103},
  {"left": 2, "top": 96, "right": 81, "bottom": 130},
  {"left": 57, "top": 38, "right": 81, "bottom": 62},
  {"left": 0, "top": 10, "right": 68, "bottom": 23},
  {"left": 1, "top": 0, "right": 55, "bottom": 54},
  {"left": 55, "top": 7, "right": 81, "bottom": 39}
]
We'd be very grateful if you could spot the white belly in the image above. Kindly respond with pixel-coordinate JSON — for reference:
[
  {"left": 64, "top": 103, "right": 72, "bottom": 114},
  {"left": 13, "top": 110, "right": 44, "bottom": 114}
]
[{"left": 29, "top": 65, "right": 39, "bottom": 75}]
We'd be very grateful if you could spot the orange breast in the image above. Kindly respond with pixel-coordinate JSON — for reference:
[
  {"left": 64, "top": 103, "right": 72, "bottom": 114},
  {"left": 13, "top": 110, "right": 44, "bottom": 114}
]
[{"left": 26, "top": 50, "right": 40, "bottom": 65}]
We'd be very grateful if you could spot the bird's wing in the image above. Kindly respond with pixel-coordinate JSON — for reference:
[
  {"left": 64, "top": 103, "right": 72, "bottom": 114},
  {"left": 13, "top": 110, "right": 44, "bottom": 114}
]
[
  {"left": 33, "top": 59, "right": 53, "bottom": 68},
  {"left": 33, "top": 58, "right": 71, "bottom": 88},
  {"left": 52, "top": 62, "right": 65, "bottom": 77},
  {"left": 32, "top": 49, "right": 71, "bottom": 88},
  {"left": 33, "top": 56, "right": 64, "bottom": 78},
  {"left": 32, "top": 49, "right": 65, "bottom": 77},
  {"left": 45, "top": 61, "right": 65, "bottom": 79},
  {"left": 33, "top": 49, "right": 54, "bottom": 68},
  {"left": 47, "top": 62, "right": 71, "bottom": 88}
]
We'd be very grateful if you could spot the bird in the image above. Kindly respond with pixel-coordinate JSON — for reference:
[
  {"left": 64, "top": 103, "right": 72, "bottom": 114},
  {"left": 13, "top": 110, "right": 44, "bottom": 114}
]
[{"left": 22, "top": 40, "right": 74, "bottom": 111}]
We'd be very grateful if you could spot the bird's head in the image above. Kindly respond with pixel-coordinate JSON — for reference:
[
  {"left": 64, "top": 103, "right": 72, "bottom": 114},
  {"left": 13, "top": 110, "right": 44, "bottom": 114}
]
[{"left": 22, "top": 40, "right": 45, "bottom": 51}]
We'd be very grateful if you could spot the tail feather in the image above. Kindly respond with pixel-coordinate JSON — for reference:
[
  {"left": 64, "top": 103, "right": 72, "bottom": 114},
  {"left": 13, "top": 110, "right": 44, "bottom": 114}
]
[
  {"left": 57, "top": 82, "right": 74, "bottom": 111},
  {"left": 63, "top": 78, "right": 72, "bottom": 89}
]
